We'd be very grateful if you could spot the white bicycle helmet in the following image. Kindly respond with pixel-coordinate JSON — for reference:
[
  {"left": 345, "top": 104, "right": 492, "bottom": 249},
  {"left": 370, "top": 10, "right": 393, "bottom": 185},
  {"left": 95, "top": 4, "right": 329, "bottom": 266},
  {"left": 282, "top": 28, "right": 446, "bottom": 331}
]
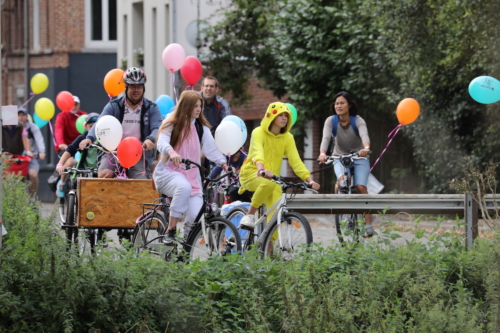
[{"left": 123, "top": 67, "right": 147, "bottom": 85}]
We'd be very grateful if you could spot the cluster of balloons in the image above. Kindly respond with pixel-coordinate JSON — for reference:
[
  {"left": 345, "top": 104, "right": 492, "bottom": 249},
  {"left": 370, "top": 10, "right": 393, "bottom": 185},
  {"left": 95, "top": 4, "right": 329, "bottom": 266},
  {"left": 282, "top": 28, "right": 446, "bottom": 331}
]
[
  {"left": 94, "top": 115, "right": 143, "bottom": 168},
  {"left": 162, "top": 43, "right": 203, "bottom": 86},
  {"left": 468, "top": 76, "right": 500, "bottom": 104},
  {"left": 215, "top": 115, "right": 248, "bottom": 155}
]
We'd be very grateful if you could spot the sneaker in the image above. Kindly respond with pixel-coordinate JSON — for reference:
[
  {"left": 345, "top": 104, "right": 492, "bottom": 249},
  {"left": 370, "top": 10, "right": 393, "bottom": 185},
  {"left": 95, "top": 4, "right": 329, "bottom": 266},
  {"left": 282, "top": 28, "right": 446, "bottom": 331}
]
[
  {"left": 239, "top": 215, "right": 256, "bottom": 230},
  {"left": 56, "top": 180, "right": 65, "bottom": 198},
  {"left": 163, "top": 228, "right": 177, "bottom": 245},
  {"left": 365, "top": 225, "right": 374, "bottom": 237}
]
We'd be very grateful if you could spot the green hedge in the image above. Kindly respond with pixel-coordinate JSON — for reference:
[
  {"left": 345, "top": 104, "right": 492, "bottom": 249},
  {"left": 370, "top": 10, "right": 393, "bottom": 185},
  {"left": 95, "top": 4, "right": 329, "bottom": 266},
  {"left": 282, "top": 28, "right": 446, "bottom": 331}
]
[{"left": 0, "top": 176, "right": 498, "bottom": 332}]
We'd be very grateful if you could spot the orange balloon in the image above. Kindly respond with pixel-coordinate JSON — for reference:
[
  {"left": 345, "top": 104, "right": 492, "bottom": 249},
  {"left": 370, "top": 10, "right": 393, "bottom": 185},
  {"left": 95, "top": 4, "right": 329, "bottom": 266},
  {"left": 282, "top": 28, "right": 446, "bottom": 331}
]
[
  {"left": 396, "top": 98, "right": 420, "bottom": 125},
  {"left": 103, "top": 69, "right": 125, "bottom": 97}
]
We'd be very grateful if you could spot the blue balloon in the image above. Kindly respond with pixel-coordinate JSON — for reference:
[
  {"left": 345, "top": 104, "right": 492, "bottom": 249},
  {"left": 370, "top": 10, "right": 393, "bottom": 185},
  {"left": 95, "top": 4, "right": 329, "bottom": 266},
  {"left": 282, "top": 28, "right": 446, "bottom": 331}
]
[
  {"left": 468, "top": 76, "right": 500, "bottom": 104},
  {"left": 221, "top": 115, "right": 247, "bottom": 146},
  {"left": 33, "top": 112, "right": 48, "bottom": 129},
  {"left": 155, "top": 95, "right": 176, "bottom": 118}
]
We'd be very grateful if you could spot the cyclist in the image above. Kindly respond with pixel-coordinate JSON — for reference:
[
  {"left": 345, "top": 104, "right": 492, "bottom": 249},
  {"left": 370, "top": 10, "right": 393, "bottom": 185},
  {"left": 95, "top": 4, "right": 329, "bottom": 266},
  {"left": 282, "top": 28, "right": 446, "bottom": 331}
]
[
  {"left": 154, "top": 90, "right": 228, "bottom": 244},
  {"left": 55, "top": 113, "right": 100, "bottom": 175},
  {"left": 238, "top": 102, "right": 320, "bottom": 229},
  {"left": 317, "top": 91, "right": 373, "bottom": 236},
  {"left": 79, "top": 67, "right": 162, "bottom": 179}
]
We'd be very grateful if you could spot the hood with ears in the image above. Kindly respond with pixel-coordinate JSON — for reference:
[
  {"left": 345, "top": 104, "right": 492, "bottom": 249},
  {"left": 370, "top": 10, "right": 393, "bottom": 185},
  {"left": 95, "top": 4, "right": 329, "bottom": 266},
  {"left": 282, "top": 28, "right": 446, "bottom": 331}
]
[{"left": 260, "top": 102, "right": 292, "bottom": 136}]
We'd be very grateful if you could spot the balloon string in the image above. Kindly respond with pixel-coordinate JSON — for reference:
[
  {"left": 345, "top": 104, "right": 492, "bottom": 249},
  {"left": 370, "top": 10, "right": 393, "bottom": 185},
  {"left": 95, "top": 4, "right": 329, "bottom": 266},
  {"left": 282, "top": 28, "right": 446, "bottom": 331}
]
[
  {"left": 108, "top": 94, "right": 113, "bottom": 101},
  {"left": 171, "top": 71, "right": 179, "bottom": 103},
  {"left": 184, "top": 85, "right": 192, "bottom": 91},
  {"left": 47, "top": 120, "right": 58, "bottom": 151},
  {"left": 136, "top": 150, "right": 147, "bottom": 177},
  {"left": 19, "top": 93, "right": 36, "bottom": 109},
  {"left": 369, "top": 124, "right": 402, "bottom": 172}
]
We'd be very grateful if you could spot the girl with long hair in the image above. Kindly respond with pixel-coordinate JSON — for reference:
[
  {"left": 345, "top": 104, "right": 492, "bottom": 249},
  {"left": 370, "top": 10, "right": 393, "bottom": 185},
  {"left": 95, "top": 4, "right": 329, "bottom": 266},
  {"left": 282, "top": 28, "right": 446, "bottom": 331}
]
[{"left": 154, "top": 90, "right": 228, "bottom": 244}]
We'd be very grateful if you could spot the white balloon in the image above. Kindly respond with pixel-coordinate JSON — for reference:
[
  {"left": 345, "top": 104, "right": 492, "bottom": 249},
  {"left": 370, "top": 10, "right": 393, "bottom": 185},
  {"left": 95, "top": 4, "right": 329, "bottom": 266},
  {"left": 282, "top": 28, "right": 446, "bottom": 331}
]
[
  {"left": 95, "top": 115, "right": 123, "bottom": 152},
  {"left": 215, "top": 121, "right": 243, "bottom": 155}
]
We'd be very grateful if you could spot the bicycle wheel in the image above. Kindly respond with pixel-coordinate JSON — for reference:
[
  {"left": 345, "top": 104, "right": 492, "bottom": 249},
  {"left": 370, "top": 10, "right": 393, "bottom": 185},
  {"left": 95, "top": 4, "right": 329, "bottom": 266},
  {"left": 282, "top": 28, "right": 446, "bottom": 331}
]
[
  {"left": 58, "top": 197, "right": 66, "bottom": 225},
  {"left": 185, "top": 217, "right": 242, "bottom": 261},
  {"left": 76, "top": 228, "right": 93, "bottom": 255},
  {"left": 260, "top": 212, "right": 313, "bottom": 260},
  {"left": 226, "top": 206, "right": 254, "bottom": 250},
  {"left": 65, "top": 192, "right": 77, "bottom": 244},
  {"left": 132, "top": 212, "right": 168, "bottom": 257},
  {"left": 335, "top": 213, "right": 360, "bottom": 246}
]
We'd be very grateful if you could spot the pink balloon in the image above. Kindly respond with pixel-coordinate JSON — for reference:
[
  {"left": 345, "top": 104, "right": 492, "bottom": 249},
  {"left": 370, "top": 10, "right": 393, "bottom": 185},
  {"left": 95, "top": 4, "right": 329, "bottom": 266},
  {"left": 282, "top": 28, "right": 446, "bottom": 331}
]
[{"left": 162, "top": 43, "right": 186, "bottom": 72}]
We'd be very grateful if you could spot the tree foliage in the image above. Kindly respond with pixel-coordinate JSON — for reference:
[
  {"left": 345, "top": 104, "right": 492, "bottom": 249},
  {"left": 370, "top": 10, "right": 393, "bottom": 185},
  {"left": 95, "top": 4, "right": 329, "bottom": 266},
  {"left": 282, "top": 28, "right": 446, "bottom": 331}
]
[{"left": 204, "top": 0, "right": 500, "bottom": 192}]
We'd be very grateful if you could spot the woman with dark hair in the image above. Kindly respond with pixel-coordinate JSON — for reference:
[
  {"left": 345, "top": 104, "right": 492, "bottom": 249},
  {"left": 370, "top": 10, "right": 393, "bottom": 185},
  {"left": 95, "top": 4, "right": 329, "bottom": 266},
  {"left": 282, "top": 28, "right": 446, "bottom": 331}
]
[
  {"left": 318, "top": 91, "right": 373, "bottom": 236},
  {"left": 154, "top": 90, "right": 228, "bottom": 244}
]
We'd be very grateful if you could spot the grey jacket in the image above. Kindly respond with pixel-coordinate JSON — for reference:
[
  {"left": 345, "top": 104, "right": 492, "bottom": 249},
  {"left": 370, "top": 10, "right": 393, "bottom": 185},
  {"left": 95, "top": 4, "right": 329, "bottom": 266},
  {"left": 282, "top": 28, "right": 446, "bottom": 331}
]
[{"left": 25, "top": 121, "right": 46, "bottom": 156}]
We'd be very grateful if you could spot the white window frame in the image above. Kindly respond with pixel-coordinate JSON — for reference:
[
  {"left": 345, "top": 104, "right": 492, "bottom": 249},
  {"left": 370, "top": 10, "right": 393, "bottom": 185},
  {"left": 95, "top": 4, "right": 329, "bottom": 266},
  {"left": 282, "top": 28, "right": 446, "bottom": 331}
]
[{"left": 84, "top": 0, "right": 118, "bottom": 50}]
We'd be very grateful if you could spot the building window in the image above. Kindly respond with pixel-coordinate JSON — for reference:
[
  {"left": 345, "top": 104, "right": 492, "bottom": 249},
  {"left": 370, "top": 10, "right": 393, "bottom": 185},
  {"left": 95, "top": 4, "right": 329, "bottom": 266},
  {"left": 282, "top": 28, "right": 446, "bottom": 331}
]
[{"left": 85, "top": 0, "right": 117, "bottom": 49}]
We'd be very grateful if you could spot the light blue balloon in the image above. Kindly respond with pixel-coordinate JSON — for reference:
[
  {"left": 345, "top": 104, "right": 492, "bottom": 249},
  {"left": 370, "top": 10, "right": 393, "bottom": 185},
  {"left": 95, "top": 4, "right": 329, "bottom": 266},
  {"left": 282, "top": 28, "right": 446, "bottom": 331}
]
[
  {"left": 155, "top": 95, "right": 176, "bottom": 118},
  {"left": 468, "top": 76, "right": 500, "bottom": 104},
  {"left": 33, "top": 112, "right": 49, "bottom": 129},
  {"left": 222, "top": 115, "right": 247, "bottom": 146}
]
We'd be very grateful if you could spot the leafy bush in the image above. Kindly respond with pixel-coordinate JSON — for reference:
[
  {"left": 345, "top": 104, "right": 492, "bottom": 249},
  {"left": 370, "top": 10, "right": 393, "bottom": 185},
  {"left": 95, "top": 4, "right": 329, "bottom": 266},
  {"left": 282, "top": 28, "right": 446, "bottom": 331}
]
[{"left": 0, "top": 176, "right": 499, "bottom": 332}]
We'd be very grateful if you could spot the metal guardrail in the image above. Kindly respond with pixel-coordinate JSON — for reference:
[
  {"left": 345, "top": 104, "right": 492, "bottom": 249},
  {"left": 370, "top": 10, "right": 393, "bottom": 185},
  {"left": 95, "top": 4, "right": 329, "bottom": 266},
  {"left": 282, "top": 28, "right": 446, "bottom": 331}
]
[{"left": 286, "top": 194, "right": 481, "bottom": 249}]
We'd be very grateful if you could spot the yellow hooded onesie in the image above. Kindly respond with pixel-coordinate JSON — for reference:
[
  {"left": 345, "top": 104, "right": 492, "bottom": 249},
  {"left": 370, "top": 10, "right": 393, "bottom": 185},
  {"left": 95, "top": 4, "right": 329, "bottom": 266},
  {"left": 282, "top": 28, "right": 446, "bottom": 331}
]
[{"left": 238, "top": 102, "right": 311, "bottom": 211}]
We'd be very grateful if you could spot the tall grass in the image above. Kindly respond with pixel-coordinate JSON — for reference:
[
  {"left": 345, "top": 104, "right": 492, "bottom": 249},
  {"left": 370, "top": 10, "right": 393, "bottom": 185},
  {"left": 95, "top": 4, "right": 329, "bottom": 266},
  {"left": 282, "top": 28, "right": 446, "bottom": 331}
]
[{"left": 1, "top": 175, "right": 498, "bottom": 332}]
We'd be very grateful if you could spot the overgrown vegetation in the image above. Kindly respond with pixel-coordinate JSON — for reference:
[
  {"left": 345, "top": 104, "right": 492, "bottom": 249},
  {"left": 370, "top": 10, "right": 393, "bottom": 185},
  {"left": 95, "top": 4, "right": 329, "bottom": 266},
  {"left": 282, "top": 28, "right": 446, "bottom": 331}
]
[{"left": 1, "top": 177, "right": 499, "bottom": 332}]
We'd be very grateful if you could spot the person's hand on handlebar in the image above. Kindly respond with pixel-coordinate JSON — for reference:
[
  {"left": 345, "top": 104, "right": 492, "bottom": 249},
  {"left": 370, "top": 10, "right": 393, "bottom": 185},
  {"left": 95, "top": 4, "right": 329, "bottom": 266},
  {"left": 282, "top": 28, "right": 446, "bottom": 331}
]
[
  {"left": 56, "top": 164, "right": 65, "bottom": 175},
  {"left": 142, "top": 139, "right": 155, "bottom": 151},
  {"left": 257, "top": 169, "right": 274, "bottom": 179},
  {"left": 306, "top": 177, "right": 321, "bottom": 191},
  {"left": 169, "top": 149, "right": 182, "bottom": 167},
  {"left": 79, "top": 138, "right": 92, "bottom": 150},
  {"left": 318, "top": 152, "right": 327, "bottom": 164},
  {"left": 359, "top": 147, "right": 370, "bottom": 157}
]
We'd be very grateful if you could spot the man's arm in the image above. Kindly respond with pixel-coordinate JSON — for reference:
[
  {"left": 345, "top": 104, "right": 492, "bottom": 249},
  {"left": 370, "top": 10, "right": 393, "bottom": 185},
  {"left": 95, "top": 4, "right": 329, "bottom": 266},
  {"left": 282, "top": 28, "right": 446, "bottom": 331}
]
[
  {"left": 31, "top": 124, "right": 46, "bottom": 154},
  {"left": 218, "top": 96, "right": 231, "bottom": 119}
]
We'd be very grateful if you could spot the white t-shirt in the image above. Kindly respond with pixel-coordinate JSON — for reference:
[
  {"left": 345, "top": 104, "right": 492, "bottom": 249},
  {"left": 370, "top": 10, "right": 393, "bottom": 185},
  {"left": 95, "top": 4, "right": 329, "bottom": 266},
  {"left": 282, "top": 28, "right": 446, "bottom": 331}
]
[{"left": 122, "top": 102, "right": 142, "bottom": 140}]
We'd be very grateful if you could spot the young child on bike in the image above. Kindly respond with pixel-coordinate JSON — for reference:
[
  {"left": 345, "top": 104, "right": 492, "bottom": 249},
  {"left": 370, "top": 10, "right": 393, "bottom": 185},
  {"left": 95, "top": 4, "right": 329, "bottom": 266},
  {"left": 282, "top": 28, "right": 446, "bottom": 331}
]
[
  {"left": 238, "top": 102, "right": 320, "bottom": 229},
  {"left": 154, "top": 90, "right": 228, "bottom": 244},
  {"left": 55, "top": 113, "right": 100, "bottom": 176},
  {"left": 317, "top": 91, "right": 373, "bottom": 236}
]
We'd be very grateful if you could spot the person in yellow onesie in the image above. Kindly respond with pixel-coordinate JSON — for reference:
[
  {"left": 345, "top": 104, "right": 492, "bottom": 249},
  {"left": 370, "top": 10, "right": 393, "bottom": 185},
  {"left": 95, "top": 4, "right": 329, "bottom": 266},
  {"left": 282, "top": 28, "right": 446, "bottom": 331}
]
[{"left": 239, "top": 102, "right": 320, "bottom": 229}]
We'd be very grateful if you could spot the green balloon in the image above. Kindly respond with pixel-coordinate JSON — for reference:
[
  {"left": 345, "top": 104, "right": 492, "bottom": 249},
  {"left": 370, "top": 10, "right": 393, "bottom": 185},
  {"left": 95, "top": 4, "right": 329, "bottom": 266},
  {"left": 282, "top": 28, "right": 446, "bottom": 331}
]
[
  {"left": 76, "top": 115, "right": 87, "bottom": 134},
  {"left": 286, "top": 103, "right": 298, "bottom": 126}
]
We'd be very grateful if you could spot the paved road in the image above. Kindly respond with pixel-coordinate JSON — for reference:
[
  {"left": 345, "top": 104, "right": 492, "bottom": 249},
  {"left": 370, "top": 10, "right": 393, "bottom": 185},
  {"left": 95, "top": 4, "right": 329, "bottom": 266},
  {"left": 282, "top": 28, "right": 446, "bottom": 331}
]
[{"left": 40, "top": 200, "right": 465, "bottom": 250}]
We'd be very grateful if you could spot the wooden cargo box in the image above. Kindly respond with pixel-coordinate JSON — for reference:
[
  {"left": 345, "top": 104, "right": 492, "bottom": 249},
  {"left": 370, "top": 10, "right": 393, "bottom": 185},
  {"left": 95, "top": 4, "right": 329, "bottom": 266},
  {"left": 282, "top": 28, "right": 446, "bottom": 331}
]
[{"left": 77, "top": 178, "right": 159, "bottom": 228}]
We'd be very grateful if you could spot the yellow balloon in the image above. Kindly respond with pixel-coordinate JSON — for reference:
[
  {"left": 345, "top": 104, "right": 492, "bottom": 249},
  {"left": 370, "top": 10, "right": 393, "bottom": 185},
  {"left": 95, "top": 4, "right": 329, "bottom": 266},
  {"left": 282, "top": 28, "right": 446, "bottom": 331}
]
[
  {"left": 34, "top": 97, "right": 55, "bottom": 120},
  {"left": 30, "top": 73, "right": 49, "bottom": 94}
]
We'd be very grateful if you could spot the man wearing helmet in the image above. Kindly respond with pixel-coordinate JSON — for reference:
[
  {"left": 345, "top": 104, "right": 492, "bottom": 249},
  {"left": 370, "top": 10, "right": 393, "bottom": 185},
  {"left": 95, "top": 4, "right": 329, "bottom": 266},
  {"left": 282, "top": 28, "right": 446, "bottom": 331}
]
[{"left": 79, "top": 67, "right": 162, "bottom": 179}]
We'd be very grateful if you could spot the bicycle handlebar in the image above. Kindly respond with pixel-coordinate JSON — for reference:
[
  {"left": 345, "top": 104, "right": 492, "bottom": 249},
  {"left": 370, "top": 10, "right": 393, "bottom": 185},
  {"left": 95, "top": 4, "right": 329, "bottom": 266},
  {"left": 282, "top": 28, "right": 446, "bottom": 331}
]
[
  {"left": 180, "top": 158, "right": 234, "bottom": 183},
  {"left": 259, "top": 171, "right": 312, "bottom": 190}
]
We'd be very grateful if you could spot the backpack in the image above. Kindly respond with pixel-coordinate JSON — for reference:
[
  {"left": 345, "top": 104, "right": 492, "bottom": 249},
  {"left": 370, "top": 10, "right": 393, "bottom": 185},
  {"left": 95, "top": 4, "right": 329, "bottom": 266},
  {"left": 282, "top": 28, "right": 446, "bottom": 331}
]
[{"left": 332, "top": 115, "right": 359, "bottom": 138}]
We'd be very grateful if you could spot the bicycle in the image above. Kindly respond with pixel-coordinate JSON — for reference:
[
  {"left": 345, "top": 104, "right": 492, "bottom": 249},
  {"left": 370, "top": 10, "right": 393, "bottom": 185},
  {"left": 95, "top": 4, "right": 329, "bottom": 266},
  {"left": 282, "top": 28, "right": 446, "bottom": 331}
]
[
  {"left": 323, "top": 152, "right": 371, "bottom": 245},
  {"left": 227, "top": 174, "right": 314, "bottom": 260},
  {"left": 61, "top": 165, "right": 100, "bottom": 254},
  {"left": 132, "top": 159, "right": 242, "bottom": 261}
]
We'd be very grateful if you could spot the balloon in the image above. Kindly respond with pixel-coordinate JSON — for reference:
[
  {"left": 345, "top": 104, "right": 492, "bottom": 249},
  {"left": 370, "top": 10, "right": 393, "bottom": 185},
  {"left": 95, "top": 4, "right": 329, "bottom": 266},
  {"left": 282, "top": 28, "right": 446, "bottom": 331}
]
[
  {"left": 76, "top": 115, "right": 88, "bottom": 134},
  {"left": 104, "top": 68, "right": 126, "bottom": 97},
  {"left": 117, "top": 137, "right": 143, "bottom": 168},
  {"left": 285, "top": 103, "right": 298, "bottom": 126},
  {"left": 95, "top": 115, "right": 123, "bottom": 151},
  {"left": 33, "top": 113, "right": 48, "bottom": 128},
  {"left": 34, "top": 97, "right": 55, "bottom": 120},
  {"left": 215, "top": 121, "right": 243, "bottom": 155},
  {"left": 30, "top": 73, "right": 49, "bottom": 94},
  {"left": 155, "top": 95, "right": 176, "bottom": 117},
  {"left": 468, "top": 76, "right": 500, "bottom": 104},
  {"left": 56, "top": 91, "right": 74, "bottom": 112},
  {"left": 396, "top": 98, "right": 420, "bottom": 125},
  {"left": 221, "top": 115, "right": 247, "bottom": 146},
  {"left": 180, "top": 56, "right": 203, "bottom": 86},
  {"left": 162, "top": 43, "right": 186, "bottom": 72}
]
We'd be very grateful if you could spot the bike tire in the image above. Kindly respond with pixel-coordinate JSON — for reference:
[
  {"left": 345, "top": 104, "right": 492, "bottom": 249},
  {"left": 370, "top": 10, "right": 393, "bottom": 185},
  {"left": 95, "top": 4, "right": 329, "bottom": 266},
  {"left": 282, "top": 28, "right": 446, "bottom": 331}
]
[
  {"left": 132, "top": 212, "right": 168, "bottom": 257},
  {"left": 184, "top": 217, "right": 242, "bottom": 261},
  {"left": 260, "top": 211, "right": 313, "bottom": 260},
  {"left": 335, "top": 213, "right": 360, "bottom": 246},
  {"left": 58, "top": 197, "right": 66, "bottom": 225},
  {"left": 226, "top": 206, "right": 254, "bottom": 250},
  {"left": 65, "top": 193, "right": 77, "bottom": 244}
]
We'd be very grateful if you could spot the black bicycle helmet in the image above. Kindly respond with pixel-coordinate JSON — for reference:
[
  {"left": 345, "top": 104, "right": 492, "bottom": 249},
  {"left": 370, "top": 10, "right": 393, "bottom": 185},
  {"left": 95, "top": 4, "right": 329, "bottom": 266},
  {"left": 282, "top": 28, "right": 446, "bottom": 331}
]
[{"left": 123, "top": 67, "right": 147, "bottom": 85}]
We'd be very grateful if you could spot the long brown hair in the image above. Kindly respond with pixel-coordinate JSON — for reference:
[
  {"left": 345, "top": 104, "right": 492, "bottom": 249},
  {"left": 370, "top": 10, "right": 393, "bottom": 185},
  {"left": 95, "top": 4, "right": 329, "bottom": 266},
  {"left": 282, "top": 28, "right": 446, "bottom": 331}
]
[{"left": 157, "top": 90, "right": 211, "bottom": 149}]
